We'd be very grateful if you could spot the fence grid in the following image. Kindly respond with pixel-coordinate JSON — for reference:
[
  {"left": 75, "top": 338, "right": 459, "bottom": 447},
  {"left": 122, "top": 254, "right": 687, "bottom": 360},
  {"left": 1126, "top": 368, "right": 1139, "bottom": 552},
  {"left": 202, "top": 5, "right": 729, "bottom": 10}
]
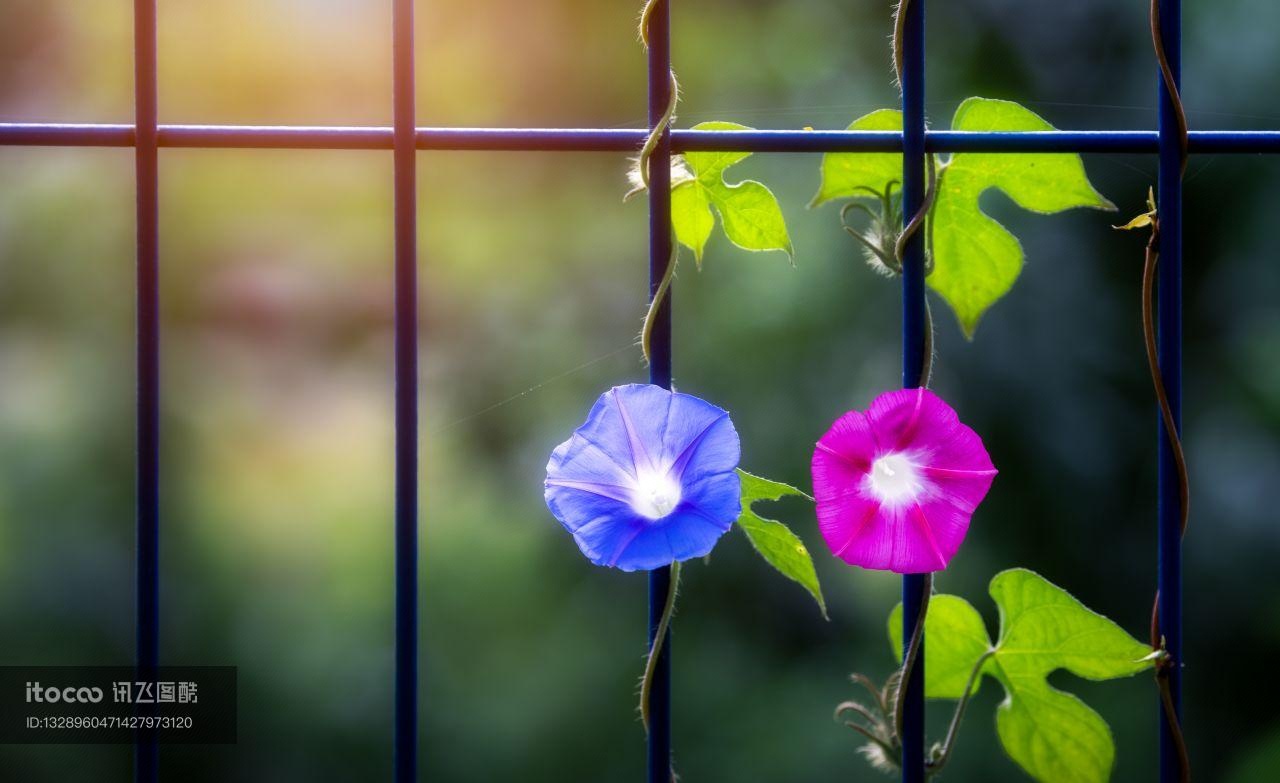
[{"left": 0, "top": 0, "right": 1241, "bottom": 781}]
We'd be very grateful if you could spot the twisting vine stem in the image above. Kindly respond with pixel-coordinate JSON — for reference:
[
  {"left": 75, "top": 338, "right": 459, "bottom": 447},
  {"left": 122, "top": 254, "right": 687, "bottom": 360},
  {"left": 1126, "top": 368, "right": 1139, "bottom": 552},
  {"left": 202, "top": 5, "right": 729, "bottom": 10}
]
[
  {"left": 925, "top": 649, "right": 995, "bottom": 777},
  {"left": 639, "top": 560, "right": 681, "bottom": 733},
  {"left": 1144, "top": 1, "right": 1191, "bottom": 778},
  {"left": 1139, "top": 212, "right": 1192, "bottom": 783},
  {"left": 891, "top": 0, "right": 910, "bottom": 91},
  {"left": 892, "top": 573, "right": 932, "bottom": 740},
  {"left": 891, "top": 0, "right": 937, "bottom": 389},
  {"left": 638, "top": 0, "right": 681, "bottom": 365},
  {"left": 1150, "top": 0, "right": 1188, "bottom": 178},
  {"left": 1139, "top": 217, "right": 1191, "bottom": 568}
]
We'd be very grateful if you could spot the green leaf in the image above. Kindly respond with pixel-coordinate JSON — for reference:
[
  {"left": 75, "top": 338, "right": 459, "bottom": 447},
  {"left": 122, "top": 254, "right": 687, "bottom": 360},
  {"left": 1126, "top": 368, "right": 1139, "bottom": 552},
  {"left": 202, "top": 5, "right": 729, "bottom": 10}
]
[
  {"left": 709, "top": 180, "right": 791, "bottom": 255},
  {"left": 684, "top": 121, "right": 753, "bottom": 181},
  {"left": 887, "top": 594, "right": 992, "bottom": 699},
  {"left": 674, "top": 122, "right": 793, "bottom": 264},
  {"left": 812, "top": 109, "right": 904, "bottom": 207},
  {"left": 672, "top": 180, "right": 714, "bottom": 263},
  {"left": 986, "top": 568, "right": 1151, "bottom": 783},
  {"left": 734, "top": 469, "right": 826, "bottom": 618},
  {"left": 929, "top": 97, "right": 1115, "bottom": 337},
  {"left": 884, "top": 569, "right": 1151, "bottom": 783}
]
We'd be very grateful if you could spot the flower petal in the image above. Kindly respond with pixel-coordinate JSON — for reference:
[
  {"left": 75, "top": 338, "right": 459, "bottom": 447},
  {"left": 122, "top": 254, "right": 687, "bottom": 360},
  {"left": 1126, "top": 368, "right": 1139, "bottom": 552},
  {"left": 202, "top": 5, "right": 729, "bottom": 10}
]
[
  {"left": 569, "top": 384, "right": 674, "bottom": 477},
  {"left": 921, "top": 465, "right": 998, "bottom": 514},
  {"left": 545, "top": 384, "right": 742, "bottom": 571},
  {"left": 664, "top": 404, "right": 739, "bottom": 486},
  {"left": 815, "top": 409, "right": 878, "bottom": 471},
  {"left": 865, "top": 387, "right": 932, "bottom": 451},
  {"left": 546, "top": 433, "right": 637, "bottom": 492},
  {"left": 812, "top": 388, "right": 996, "bottom": 574},
  {"left": 872, "top": 388, "right": 995, "bottom": 474}
]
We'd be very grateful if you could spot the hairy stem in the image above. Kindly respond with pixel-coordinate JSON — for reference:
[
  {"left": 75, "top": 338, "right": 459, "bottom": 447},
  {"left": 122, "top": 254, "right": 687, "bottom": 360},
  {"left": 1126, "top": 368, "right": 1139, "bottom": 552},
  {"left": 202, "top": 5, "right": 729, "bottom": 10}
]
[
  {"left": 639, "top": 560, "right": 681, "bottom": 733},
  {"left": 926, "top": 649, "right": 994, "bottom": 776},
  {"left": 1156, "top": 661, "right": 1191, "bottom": 783},
  {"left": 891, "top": 0, "right": 911, "bottom": 89},
  {"left": 640, "top": 240, "right": 678, "bottom": 365},
  {"left": 919, "top": 299, "right": 935, "bottom": 389},
  {"left": 893, "top": 572, "right": 933, "bottom": 740}
]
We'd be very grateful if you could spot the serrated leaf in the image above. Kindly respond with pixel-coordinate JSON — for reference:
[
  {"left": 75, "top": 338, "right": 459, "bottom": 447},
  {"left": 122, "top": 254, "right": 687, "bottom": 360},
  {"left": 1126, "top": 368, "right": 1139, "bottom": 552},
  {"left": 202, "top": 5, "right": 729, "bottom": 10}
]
[
  {"left": 812, "top": 109, "right": 904, "bottom": 207},
  {"left": 888, "top": 594, "right": 992, "bottom": 699},
  {"left": 673, "top": 122, "right": 792, "bottom": 264},
  {"left": 883, "top": 569, "right": 1151, "bottom": 783},
  {"left": 735, "top": 469, "right": 826, "bottom": 618},
  {"left": 929, "top": 98, "right": 1115, "bottom": 337}
]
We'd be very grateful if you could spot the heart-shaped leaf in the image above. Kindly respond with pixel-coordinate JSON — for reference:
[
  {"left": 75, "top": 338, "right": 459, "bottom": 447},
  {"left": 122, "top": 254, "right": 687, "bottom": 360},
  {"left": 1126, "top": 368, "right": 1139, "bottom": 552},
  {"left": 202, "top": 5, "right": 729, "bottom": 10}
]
[{"left": 888, "top": 568, "right": 1151, "bottom": 783}]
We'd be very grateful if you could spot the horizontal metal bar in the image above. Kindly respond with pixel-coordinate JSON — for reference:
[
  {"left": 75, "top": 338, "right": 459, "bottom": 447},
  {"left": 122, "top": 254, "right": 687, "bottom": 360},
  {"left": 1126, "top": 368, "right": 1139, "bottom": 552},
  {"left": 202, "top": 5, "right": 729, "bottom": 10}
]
[{"left": 3, "top": 123, "right": 1280, "bottom": 154}]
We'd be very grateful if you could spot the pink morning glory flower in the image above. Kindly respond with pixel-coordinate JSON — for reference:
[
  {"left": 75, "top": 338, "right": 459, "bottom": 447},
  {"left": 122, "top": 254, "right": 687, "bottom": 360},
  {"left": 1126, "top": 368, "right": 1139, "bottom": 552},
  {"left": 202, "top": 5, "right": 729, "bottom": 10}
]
[
  {"left": 811, "top": 388, "right": 996, "bottom": 574},
  {"left": 545, "top": 384, "right": 741, "bottom": 572}
]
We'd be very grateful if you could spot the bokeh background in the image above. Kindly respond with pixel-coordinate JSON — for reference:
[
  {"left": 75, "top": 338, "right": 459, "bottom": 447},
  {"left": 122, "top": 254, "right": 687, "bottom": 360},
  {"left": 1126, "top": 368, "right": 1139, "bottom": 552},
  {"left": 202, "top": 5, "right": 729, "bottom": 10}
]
[{"left": 2, "top": 0, "right": 1279, "bottom": 781}]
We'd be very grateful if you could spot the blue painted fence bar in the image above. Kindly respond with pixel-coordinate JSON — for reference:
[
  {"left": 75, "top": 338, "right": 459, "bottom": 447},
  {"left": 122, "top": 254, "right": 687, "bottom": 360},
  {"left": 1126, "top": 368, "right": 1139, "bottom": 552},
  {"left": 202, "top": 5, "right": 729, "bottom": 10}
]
[
  {"left": 391, "top": 0, "right": 419, "bottom": 780},
  {"left": 1156, "top": 0, "right": 1184, "bottom": 780},
  {"left": 132, "top": 0, "right": 160, "bottom": 781},
  {"left": 5, "top": 124, "right": 1280, "bottom": 154},
  {"left": 898, "top": 2, "right": 928, "bottom": 782},
  {"left": 646, "top": 4, "right": 675, "bottom": 782}
]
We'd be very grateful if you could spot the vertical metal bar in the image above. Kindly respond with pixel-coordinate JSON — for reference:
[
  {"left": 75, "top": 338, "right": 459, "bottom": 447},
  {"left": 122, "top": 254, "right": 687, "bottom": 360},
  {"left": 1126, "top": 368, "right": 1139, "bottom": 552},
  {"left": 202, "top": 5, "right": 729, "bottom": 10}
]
[
  {"left": 899, "top": 1, "right": 927, "bottom": 782},
  {"left": 1156, "top": 0, "right": 1183, "bottom": 780},
  {"left": 646, "top": 2, "right": 674, "bottom": 783},
  {"left": 392, "top": 1, "right": 419, "bottom": 781},
  {"left": 133, "top": 0, "right": 160, "bottom": 780}
]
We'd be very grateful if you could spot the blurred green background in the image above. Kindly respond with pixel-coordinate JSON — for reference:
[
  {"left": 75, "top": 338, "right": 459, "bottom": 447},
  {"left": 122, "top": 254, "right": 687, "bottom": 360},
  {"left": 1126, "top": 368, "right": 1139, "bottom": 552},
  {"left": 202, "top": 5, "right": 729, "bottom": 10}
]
[{"left": 2, "top": 0, "right": 1279, "bottom": 781}]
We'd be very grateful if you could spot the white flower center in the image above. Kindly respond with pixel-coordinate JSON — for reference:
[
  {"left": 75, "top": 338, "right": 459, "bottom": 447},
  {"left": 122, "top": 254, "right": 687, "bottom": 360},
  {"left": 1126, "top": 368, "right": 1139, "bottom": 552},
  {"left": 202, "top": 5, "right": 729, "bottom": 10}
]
[
  {"left": 867, "top": 452, "right": 925, "bottom": 506},
  {"left": 631, "top": 468, "right": 682, "bottom": 520}
]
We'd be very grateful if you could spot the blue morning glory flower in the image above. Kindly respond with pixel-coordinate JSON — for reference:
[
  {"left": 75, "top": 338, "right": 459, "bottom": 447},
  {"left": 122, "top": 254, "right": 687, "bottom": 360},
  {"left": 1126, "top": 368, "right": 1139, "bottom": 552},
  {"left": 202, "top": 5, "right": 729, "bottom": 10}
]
[{"left": 545, "top": 384, "right": 742, "bottom": 571}]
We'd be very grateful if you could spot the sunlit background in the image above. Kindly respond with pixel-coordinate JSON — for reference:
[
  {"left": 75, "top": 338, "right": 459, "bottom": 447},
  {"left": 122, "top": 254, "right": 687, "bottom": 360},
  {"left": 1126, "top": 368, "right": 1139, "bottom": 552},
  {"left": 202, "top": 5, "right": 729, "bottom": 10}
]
[{"left": 2, "top": 1, "right": 1280, "bottom": 781}]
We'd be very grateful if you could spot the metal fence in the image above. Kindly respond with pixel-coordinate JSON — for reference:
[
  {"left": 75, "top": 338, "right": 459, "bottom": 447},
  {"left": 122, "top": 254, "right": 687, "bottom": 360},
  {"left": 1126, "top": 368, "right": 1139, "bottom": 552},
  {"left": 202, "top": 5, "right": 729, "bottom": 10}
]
[{"left": 1, "top": 1, "right": 1276, "bottom": 781}]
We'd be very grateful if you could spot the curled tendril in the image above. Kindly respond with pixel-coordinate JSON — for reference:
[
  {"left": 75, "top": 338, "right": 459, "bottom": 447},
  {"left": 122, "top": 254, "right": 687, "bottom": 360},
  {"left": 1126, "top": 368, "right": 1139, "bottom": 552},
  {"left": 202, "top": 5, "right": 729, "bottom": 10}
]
[
  {"left": 836, "top": 168, "right": 936, "bottom": 388},
  {"left": 838, "top": 610, "right": 994, "bottom": 779},
  {"left": 840, "top": 181, "right": 901, "bottom": 274},
  {"left": 842, "top": 575, "right": 994, "bottom": 779}
]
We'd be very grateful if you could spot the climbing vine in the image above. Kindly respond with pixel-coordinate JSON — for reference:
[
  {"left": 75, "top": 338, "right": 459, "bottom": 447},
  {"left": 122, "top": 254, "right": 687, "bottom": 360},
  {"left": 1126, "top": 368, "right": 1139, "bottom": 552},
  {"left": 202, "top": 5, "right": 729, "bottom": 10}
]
[{"left": 537, "top": 3, "right": 1176, "bottom": 782}]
